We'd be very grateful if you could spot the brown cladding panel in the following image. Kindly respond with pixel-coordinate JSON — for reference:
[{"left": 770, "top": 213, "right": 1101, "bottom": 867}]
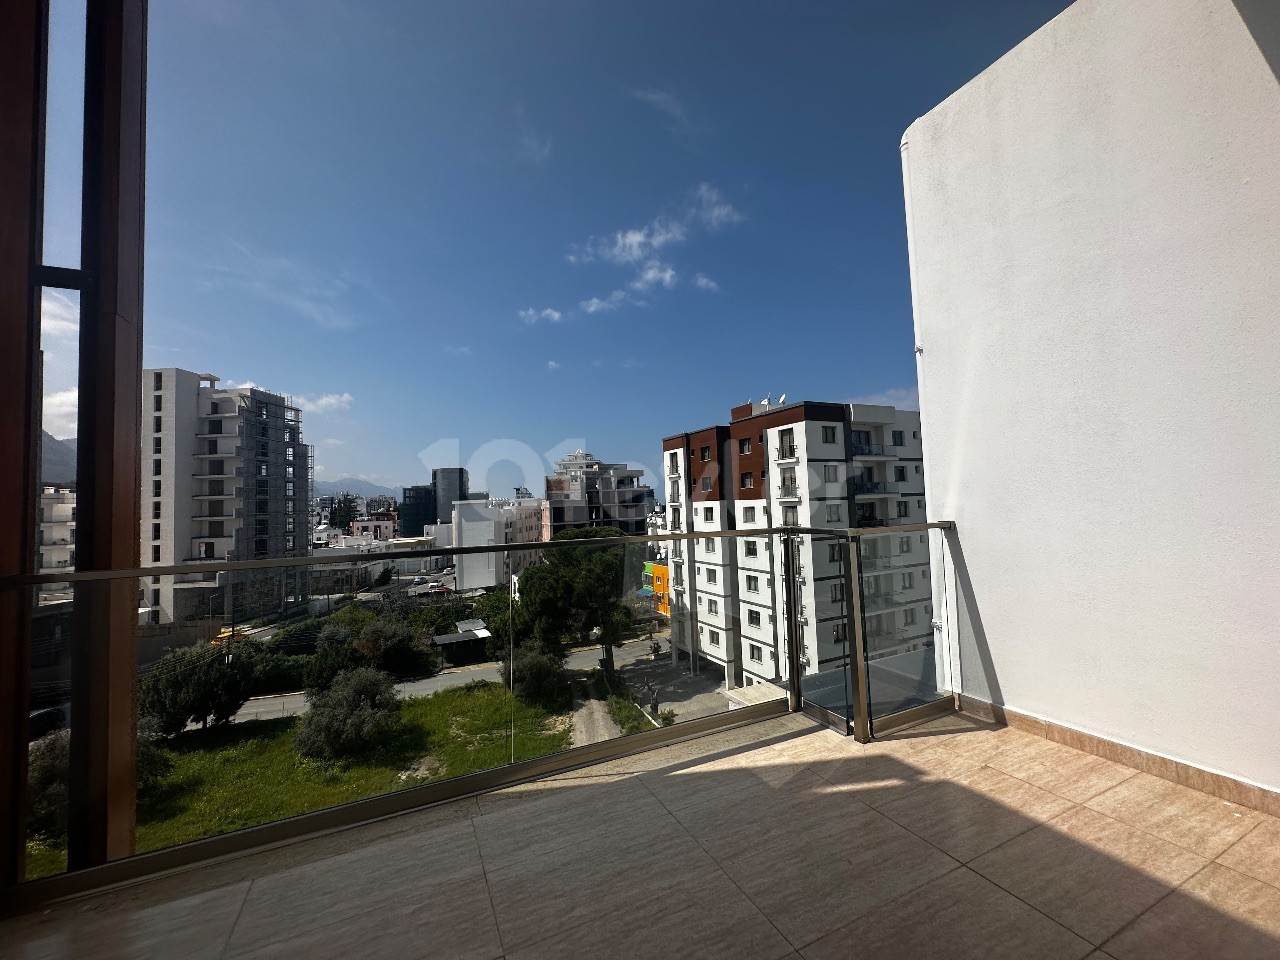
[{"left": 688, "top": 426, "right": 728, "bottom": 502}]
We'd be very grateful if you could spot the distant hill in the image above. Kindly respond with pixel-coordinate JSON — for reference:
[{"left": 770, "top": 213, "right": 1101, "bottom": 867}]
[
  {"left": 312, "top": 477, "right": 401, "bottom": 499},
  {"left": 40, "top": 432, "right": 76, "bottom": 486}
]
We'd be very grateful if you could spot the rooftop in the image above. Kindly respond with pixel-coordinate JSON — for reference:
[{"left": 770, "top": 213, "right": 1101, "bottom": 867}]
[{"left": 3, "top": 711, "right": 1277, "bottom": 959}]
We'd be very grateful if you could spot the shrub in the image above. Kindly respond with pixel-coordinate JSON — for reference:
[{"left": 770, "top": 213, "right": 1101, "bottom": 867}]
[
  {"left": 294, "top": 668, "right": 402, "bottom": 761},
  {"left": 136, "top": 715, "right": 173, "bottom": 801},
  {"left": 250, "top": 650, "right": 310, "bottom": 696},
  {"left": 304, "top": 624, "right": 367, "bottom": 693},
  {"left": 500, "top": 642, "right": 571, "bottom": 712},
  {"left": 374, "top": 565, "right": 393, "bottom": 587},
  {"left": 659, "top": 709, "right": 677, "bottom": 727},
  {"left": 26, "top": 730, "right": 70, "bottom": 841}
]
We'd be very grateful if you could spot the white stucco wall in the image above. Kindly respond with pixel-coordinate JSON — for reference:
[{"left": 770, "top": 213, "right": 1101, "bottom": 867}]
[{"left": 903, "top": 0, "right": 1280, "bottom": 789}]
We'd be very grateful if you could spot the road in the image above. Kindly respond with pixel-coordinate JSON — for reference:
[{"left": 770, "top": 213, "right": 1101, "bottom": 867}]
[{"left": 233, "top": 636, "right": 659, "bottom": 723}]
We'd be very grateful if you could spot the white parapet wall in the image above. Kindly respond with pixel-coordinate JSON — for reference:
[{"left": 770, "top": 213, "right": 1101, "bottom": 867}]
[{"left": 902, "top": 0, "right": 1280, "bottom": 791}]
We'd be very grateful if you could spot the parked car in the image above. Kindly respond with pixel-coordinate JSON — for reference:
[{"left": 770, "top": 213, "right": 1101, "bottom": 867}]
[{"left": 411, "top": 576, "right": 427, "bottom": 586}]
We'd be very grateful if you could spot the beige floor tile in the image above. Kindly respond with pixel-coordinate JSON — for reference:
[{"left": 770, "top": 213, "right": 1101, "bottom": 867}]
[
  {"left": 1217, "top": 817, "right": 1280, "bottom": 890},
  {"left": 225, "top": 820, "right": 483, "bottom": 955},
  {"left": 877, "top": 765, "right": 1076, "bottom": 862},
  {"left": 1103, "top": 863, "right": 1280, "bottom": 960},
  {"left": 1085, "top": 773, "right": 1264, "bottom": 858},
  {"left": 0, "top": 882, "right": 250, "bottom": 960},
  {"left": 227, "top": 873, "right": 502, "bottom": 960},
  {"left": 486, "top": 821, "right": 721, "bottom": 952},
  {"left": 473, "top": 774, "right": 671, "bottom": 870},
  {"left": 506, "top": 867, "right": 793, "bottom": 960},
  {"left": 970, "top": 805, "right": 1207, "bottom": 944},
  {"left": 800, "top": 866, "right": 1091, "bottom": 960},
  {"left": 986, "top": 732, "right": 1139, "bottom": 803},
  {"left": 475, "top": 771, "right": 634, "bottom": 816},
  {"left": 672, "top": 767, "right": 872, "bottom": 863},
  {"left": 723, "top": 810, "right": 959, "bottom": 948},
  {"left": 639, "top": 743, "right": 815, "bottom": 812}
]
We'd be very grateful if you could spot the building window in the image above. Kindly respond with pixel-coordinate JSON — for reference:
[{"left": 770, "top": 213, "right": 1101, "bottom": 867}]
[
  {"left": 153, "top": 415, "right": 161, "bottom": 433},
  {"left": 904, "top": 608, "right": 918, "bottom": 626},
  {"left": 701, "top": 477, "right": 711, "bottom": 492},
  {"left": 746, "top": 575, "right": 759, "bottom": 592},
  {"left": 151, "top": 523, "right": 160, "bottom": 541},
  {"left": 706, "top": 568, "right": 717, "bottom": 585},
  {"left": 152, "top": 502, "right": 161, "bottom": 520},
  {"left": 831, "top": 582, "right": 842, "bottom": 603},
  {"left": 150, "top": 459, "right": 160, "bottom": 477},
  {"left": 152, "top": 436, "right": 161, "bottom": 454},
  {"left": 902, "top": 572, "right": 915, "bottom": 590},
  {"left": 824, "top": 464, "right": 838, "bottom": 483},
  {"left": 704, "top": 537, "right": 715, "bottom": 553},
  {"left": 783, "top": 506, "right": 799, "bottom": 526},
  {"left": 913, "top": 431, "right": 919, "bottom": 439},
  {"left": 700, "top": 445, "right": 711, "bottom": 462},
  {"left": 258, "top": 463, "right": 268, "bottom": 477},
  {"left": 896, "top": 501, "right": 911, "bottom": 518},
  {"left": 739, "top": 438, "right": 751, "bottom": 454},
  {"left": 749, "top": 644, "right": 763, "bottom": 663},
  {"left": 742, "top": 506, "right": 756, "bottom": 523},
  {"left": 669, "top": 452, "right": 678, "bottom": 472},
  {"left": 152, "top": 479, "right": 161, "bottom": 497},
  {"left": 826, "top": 503, "right": 842, "bottom": 523},
  {"left": 285, "top": 536, "right": 295, "bottom": 550},
  {"left": 741, "top": 472, "right": 753, "bottom": 489},
  {"left": 151, "top": 545, "right": 160, "bottom": 562},
  {"left": 152, "top": 372, "right": 162, "bottom": 391},
  {"left": 708, "top": 630, "right": 721, "bottom": 647},
  {"left": 153, "top": 394, "right": 162, "bottom": 412},
  {"left": 703, "top": 507, "right": 713, "bottom": 522},
  {"left": 828, "top": 542, "right": 841, "bottom": 563},
  {"left": 821, "top": 425, "right": 837, "bottom": 443},
  {"left": 779, "top": 428, "right": 795, "bottom": 457},
  {"left": 708, "top": 599, "right": 719, "bottom": 614},
  {"left": 747, "top": 609, "right": 762, "bottom": 627},
  {"left": 286, "top": 482, "right": 295, "bottom": 497},
  {"left": 745, "top": 540, "right": 758, "bottom": 557},
  {"left": 898, "top": 536, "right": 912, "bottom": 553},
  {"left": 915, "top": 465, "right": 923, "bottom": 474},
  {"left": 895, "top": 465, "right": 907, "bottom": 482},
  {"left": 834, "top": 622, "right": 847, "bottom": 643},
  {"left": 920, "top": 534, "right": 927, "bottom": 543},
  {"left": 892, "top": 430, "right": 905, "bottom": 446}
]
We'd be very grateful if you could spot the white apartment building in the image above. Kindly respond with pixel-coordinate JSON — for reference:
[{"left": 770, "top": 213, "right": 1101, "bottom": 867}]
[
  {"left": 663, "top": 400, "right": 932, "bottom": 692},
  {"left": 544, "top": 450, "right": 655, "bottom": 536},
  {"left": 141, "top": 369, "right": 312, "bottom": 624},
  {"left": 36, "top": 486, "right": 76, "bottom": 600},
  {"left": 453, "top": 497, "right": 545, "bottom": 592}
]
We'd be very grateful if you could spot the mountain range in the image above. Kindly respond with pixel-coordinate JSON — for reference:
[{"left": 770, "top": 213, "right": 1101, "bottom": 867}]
[
  {"left": 311, "top": 477, "right": 401, "bottom": 499},
  {"left": 41, "top": 432, "right": 76, "bottom": 486}
]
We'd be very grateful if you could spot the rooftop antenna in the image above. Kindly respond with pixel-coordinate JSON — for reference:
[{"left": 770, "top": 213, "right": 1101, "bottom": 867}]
[
  {"left": 778, "top": 393, "right": 787, "bottom": 405},
  {"left": 761, "top": 394, "right": 771, "bottom": 409}
]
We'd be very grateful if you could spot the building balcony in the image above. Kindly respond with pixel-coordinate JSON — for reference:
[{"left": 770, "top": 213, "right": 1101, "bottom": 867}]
[
  {"left": 850, "top": 442, "right": 892, "bottom": 458},
  {"left": 193, "top": 447, "right": 244, "bottom": 459},
  {"left": 777, "top": 482, "right": 801, "bottom": 500},
  {"left": 192, "top": 488, "right": 243, "bottom": 500},
  {"left": 853, "top": 480, "right": 899, "bottom": 496},
  {"left": 8, "top": 707, "right": 1274, "bottom": 959},
  {"left": 776, "top": 443, "right": 798, "bottom": 461}
]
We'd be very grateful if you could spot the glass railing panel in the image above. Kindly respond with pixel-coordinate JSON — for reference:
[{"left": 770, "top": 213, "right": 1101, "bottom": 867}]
[
  {"left": 798, "top": 532, "right": 853, "bottom": 731},
  {"left": 858, "top": 528, "right": 946, "bottom": 720}
]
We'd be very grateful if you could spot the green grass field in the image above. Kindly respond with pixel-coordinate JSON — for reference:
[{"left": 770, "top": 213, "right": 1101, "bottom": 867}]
[{"left": 25, "top": 681, "right": 570, "bottom": 880}]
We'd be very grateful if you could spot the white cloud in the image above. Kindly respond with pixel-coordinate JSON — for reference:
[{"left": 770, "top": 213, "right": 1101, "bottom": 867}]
[
  {"left": 42, "top": 388, "right": 79, "bottom": 438},
  {"left": 294, "top": 392, "right": 354, "bottom": 414},
  {"left": 221, "top": 378, "right": 261, "bottom": 390},
  {"left": 547, "top": 360, "right": 560, "bottom": 370},
  {"left": 322, "top": 438, "right": 345, "bottom": 447},
  {"left": 691, "top": 182, "right": 745, "bottom": 230},
  {"left": 847, "top": 386, "right": 920, "bottom": 411},
  {"left": 515, "top": 105, "right": 552, "bottom": 167},
  {"left": 41, "top": 290, "right": 79, "bottom": 343},
  {"left": 631, "top": 89, "right": 687, "bottom": 123},
  {"left": 579, "top": 290, "right": 629, "bottom": 313},
  {"left": 519, "top": 307, "right": 563, "bottom": 325},
  {"left": 630, "top": 260, "right": 677, "bottom": 292},
  {"left": 693, "top": 273, "right": 720, "bottom": 292}
]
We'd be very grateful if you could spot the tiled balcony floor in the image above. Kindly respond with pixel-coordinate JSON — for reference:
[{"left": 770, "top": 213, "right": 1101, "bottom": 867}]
[{"left": 4, "top": 711, "right": 1280, "bottom": 959}]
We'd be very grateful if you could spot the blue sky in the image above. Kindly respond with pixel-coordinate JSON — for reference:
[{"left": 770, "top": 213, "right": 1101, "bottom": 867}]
[{"left": 42, "top": 0, "right": 1072, "bottom": 492}]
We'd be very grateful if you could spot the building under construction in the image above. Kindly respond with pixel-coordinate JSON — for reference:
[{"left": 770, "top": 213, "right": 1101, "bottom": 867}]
[{"left": 141, "top": 369, "right": 312, "bottom": 625}]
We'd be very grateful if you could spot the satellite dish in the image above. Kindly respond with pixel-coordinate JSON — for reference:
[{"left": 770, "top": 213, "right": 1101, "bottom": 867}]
[{"left": 778, "top": 393, "right": 786, "bottom": 405}]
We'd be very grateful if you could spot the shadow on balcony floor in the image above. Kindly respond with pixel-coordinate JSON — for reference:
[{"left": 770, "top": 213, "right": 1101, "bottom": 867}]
[{"left": 2, "top": 711, "right": 1279, "bottom": 959}]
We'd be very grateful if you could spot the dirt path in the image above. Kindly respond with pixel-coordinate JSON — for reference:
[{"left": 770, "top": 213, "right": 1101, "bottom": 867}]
[{"left": 571, "top": 677, "right": 622, "bottom": 747}]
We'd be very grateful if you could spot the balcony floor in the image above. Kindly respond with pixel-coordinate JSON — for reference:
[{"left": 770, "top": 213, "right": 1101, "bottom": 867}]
[{"left": 4, "top": 712, "right": 1280, "bottom": 959}]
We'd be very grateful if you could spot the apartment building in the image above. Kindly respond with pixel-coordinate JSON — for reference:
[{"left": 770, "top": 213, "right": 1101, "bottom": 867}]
[
  {"left": 36, "top": 486, "right": 76, "bottom": 599},
  {"left": 399, "top": 484, "right": 437, "bottom": 536},
  {"left": 141, "top": 369, "right": 312, "bottom": 624},
  {"left": 453, "top": 496, "right": 545, "bottom": 592},
  {"left": 662, "top": 400, "right": 932, "bottom": 692},
  {"left": 544, "top": 450, "right": 655, "bottom": 536}
]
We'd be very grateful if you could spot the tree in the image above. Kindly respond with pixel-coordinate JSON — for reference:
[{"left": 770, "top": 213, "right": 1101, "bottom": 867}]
[
  {"left": 26, "top": 730, "right": 70, "bottom": 841},
  {"left": 545, "top": 526, "right": 634, "bottom": 672},
  {"left": 139, "top": 644, "right": 256, "bottom": 735},
  {"left": 294, "top": 668, "right": 402, "bottom": 761},
  {"left": 304, "top": 623, "right": 367, "bottom": 693},
  {"left": 374, "top": 565, "right": 393, "bottom": 587},
  {"left": 329, "top": 492, "right": 359, "bottom": 533},
  {"left": 500, "top": 641, "right": 571, "bottom": 711}
]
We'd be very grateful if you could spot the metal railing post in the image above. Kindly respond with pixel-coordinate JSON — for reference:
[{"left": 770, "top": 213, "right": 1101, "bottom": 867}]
[
  {"left": 841, "top": 533, "right": 872, "bottom": 742},
  {"left": 780, "top": 532, "right": 803, "bottom": 712}
]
